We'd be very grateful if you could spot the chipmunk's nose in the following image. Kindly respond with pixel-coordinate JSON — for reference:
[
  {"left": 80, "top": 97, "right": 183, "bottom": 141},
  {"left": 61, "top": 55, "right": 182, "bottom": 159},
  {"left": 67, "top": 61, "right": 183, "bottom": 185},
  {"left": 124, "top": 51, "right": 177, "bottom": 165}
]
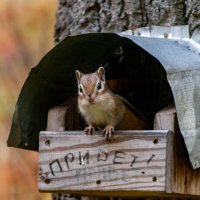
[{"left": 88, "top": 94, "right": 94, "bottom": 103}]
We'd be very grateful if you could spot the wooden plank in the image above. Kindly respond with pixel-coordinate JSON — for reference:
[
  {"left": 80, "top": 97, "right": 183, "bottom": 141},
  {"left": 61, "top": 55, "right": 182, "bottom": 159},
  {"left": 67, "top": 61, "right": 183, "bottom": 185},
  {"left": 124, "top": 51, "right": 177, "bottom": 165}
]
[
  {"left": 47, "top": 99, "right": 82, "bottom": 132},
  {"left": 47, "top": 105, "right": 66, "bottom": 131},
  {"left": 165, "top": 129, "right": 174, "bottom": 194},
  {"left": 43, "top": 102, "right": 200, "bottom": 198},
  {"left": 38, "top": 130, "right": 172, "bottom": 196},
  {"left": 154, "top": 106, "right": 200, "bottom": 196}
]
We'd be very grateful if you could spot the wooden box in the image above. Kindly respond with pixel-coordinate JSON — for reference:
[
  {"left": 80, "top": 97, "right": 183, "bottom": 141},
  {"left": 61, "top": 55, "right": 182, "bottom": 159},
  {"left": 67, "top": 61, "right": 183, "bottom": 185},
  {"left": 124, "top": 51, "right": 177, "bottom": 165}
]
[
  {"left": 39, "top": 105, "right": 200, "bottom": 198},
  {"left": 39, "top": 130, "right": 173, "bottom": 197}
]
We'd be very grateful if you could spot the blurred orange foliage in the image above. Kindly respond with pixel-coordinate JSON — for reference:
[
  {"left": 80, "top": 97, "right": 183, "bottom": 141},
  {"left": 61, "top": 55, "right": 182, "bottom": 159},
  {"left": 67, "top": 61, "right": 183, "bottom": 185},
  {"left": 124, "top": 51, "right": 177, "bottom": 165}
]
[{"left": 0, "top": 0, "right": 56, "bottom": 199}]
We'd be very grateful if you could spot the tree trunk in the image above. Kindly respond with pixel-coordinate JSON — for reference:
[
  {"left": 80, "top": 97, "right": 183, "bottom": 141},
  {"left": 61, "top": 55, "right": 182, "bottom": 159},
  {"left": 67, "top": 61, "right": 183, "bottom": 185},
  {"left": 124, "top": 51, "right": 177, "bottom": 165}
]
[
  {"left": 54, "top": 0, "right": 200, "bottom": 43},
  {"left": 52, "top": 0, "right": 200, "bottom": 199}
]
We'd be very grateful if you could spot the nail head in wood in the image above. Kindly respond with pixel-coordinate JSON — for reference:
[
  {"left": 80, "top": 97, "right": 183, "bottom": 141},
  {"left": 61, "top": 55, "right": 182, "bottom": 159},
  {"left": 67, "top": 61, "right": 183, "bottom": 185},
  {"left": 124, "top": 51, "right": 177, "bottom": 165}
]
[{"left": 45, "top": 139, "right": 51, "bottom": 146}]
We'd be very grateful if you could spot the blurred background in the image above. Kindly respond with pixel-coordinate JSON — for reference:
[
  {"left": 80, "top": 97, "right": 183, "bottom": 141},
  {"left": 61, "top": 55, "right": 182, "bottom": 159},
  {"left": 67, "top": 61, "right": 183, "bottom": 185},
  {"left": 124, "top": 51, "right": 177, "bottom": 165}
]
[{"left": 0, "top": 0, "right": 56, "bottom": 199}]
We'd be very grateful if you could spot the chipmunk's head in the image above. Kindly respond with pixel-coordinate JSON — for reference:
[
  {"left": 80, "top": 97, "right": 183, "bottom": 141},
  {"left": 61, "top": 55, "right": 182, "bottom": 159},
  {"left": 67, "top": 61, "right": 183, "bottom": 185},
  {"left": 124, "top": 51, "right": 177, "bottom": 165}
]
[{"left": 75, "top": 67, "right": 107, "bottom": 106}]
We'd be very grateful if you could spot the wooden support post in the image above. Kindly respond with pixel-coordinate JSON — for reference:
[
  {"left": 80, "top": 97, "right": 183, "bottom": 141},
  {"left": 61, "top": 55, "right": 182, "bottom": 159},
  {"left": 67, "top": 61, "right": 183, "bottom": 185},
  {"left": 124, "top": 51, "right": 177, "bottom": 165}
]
[{"left": 154, "top": 106, "right": 200, "bottom": 196}]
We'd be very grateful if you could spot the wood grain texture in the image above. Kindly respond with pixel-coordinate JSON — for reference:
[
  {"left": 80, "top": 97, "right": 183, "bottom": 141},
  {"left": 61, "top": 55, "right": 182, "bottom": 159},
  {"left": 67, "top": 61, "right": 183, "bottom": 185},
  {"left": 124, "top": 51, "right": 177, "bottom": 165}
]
[
  {"left": 43, "top": 103, "right": 200, "bottom": 197},
  {"left": 47, "top": 105, "right": 67, "bottom": 131},
  {"left": 154, "top": 105, "right": 200, "bottom": 196},
  {"left": 39, "top": 130, "right": 172, "bottom": 196}
]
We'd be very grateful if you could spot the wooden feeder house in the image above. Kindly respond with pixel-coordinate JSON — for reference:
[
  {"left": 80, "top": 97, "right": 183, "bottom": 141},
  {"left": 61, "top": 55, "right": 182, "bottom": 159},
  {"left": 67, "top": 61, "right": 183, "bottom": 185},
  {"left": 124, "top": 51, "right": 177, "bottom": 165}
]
[{"left": 7, "top": 26, "right": 200, "bottom": 198}]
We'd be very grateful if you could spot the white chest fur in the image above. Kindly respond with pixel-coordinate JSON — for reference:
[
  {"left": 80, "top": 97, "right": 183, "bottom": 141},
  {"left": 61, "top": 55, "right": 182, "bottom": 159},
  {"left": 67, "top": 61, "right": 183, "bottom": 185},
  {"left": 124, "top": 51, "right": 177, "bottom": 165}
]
[{"left": 79, "top": 100, "right": 115, "bottom": 126}]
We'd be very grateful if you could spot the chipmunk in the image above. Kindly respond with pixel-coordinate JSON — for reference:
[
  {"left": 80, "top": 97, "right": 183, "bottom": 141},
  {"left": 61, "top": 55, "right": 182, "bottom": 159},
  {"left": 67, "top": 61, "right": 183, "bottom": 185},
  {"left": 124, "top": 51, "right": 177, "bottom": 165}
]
[{"left": 75, "top": 66, "right": 125, "bottom": 139}]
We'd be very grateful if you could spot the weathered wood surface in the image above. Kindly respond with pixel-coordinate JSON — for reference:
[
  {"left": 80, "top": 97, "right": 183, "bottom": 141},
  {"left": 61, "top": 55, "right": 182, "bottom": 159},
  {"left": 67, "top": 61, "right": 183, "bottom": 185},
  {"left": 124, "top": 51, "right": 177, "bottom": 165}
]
[
  {"left": 154, "top": 105, "right": 200, "bottom": 196},
  {"left": 39, "top": 130, "right": 172, "bottom": 197},
  {"left": 42, "top": 103, "right": 200, "bottom": 198},
  {"left": 47, "top": 99, "right": 82, "bottom": 132},
  {"left": 47, "top": 105, "right": 66, "bottom": 131}
]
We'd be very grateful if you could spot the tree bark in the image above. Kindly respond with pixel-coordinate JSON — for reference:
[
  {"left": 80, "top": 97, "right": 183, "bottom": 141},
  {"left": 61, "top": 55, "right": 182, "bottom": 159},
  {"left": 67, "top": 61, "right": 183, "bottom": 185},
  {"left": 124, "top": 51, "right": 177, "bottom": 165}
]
[{"left": 55, "top": 0, "right": 200, "bottom": 43}]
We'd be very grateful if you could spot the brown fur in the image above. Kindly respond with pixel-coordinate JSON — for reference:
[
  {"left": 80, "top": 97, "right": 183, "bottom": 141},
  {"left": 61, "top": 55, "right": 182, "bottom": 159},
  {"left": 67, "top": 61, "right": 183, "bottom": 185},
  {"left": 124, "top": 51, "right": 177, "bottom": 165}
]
[{"left": 75, "top": 67, "right": 148, "bottom": 139}]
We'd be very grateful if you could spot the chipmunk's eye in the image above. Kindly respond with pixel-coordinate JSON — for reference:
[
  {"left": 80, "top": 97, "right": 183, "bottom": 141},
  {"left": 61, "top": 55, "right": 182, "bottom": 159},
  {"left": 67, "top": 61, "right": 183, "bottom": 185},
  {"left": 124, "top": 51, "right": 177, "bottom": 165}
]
[
  {"left": 97, "top": 82, "right": 102, "bottom": 90},
  {"left": 79, "top": 86, "right": 83, "bottom": 93}
]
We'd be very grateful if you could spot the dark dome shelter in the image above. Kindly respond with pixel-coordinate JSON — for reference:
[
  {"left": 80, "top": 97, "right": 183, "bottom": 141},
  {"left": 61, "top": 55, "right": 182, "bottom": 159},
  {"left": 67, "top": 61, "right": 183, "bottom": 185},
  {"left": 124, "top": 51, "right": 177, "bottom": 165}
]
[{"left": 7, "top": 33, "right": 174, "bottom": 151}]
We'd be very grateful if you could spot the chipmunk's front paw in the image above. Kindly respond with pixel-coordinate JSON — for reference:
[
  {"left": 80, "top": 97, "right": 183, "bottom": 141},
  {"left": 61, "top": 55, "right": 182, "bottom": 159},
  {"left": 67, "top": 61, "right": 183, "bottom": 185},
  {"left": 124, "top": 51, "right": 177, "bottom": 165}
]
[
  {"left": 84, "top": 125, "right": 94, "bottom": 135},
  {"left": 101, "top": 125, "right": 114, "bottom": 140}
]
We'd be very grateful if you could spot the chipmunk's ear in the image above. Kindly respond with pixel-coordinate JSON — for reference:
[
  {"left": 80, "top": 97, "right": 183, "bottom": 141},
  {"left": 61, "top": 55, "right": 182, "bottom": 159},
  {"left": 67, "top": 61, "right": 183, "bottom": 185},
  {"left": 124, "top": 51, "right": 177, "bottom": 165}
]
[
  {"left": 97, "top": 66, "right": 105, "bottom": 82},
  {"left": 75, "top": 70, "right": 82, "bottom": 83}
]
